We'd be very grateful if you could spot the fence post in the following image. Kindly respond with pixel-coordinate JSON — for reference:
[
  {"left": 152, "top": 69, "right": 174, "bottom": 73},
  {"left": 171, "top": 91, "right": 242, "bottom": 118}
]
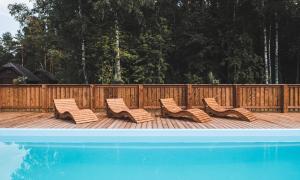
[
  {"left": 282, "top": 84, "right": 289, "bottom": 113},
  {"left": 233, "top": 84, "right": 240, "bottom": 108},
  {"left": 90, "top": 84, "right": 95, "bottom": 111},
  {"left": 186, "top": 84, "right": 193, "bottom": 109},
  {"left": 138, "top": 84, "right": 144, "bottom": 108},
  {"left": 41, "top": 84, "right": 48, "bottom": 112}
]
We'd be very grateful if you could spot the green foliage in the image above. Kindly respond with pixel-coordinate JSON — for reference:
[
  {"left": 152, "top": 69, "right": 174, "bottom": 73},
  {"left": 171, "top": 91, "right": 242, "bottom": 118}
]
[
  {"left": 207, "top": 72, "right": 220, "bottom": 84},
  {"left": 222, "top": 33, "right": 264, "bottom": 83},
  {"left": 12, "top": 76, "right": 27, "bottom": 85},
  {"left": 97, "top": 34, "right": 115, "bottom": 83},
  {"left": 0, "top": 0, "right": 299, "bottom": 84},
  {"left": 0, "top": 32, "right": 18, "bottom": 65}
]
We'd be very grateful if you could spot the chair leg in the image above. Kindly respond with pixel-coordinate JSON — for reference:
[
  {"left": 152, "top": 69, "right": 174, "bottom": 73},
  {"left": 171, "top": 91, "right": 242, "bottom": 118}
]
[
  {"left": 107, "top": 110, "right": 113, "bottom": 118},
  {"left": 54, "top": 111, "right": 60, "bottom": 119},
  {"left": 161, "top": 109, "right": 166, "bottom": 117}
]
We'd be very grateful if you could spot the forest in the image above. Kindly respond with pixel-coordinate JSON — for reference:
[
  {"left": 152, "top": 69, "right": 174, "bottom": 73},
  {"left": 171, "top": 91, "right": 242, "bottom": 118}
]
[{"left": 0, "top": 0, "right": 299, "bottom": 84}]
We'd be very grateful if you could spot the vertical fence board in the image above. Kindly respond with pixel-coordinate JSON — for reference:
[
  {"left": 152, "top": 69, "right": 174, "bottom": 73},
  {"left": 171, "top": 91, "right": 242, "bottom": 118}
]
[{"left": 0, "top": 84, "right": 298, "bottom": 112}]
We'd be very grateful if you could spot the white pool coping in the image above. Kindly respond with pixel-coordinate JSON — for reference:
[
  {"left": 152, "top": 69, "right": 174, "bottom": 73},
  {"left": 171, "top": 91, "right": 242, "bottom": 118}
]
[{"left": 0, "top": 129, "right": 300, "bottom": 143}]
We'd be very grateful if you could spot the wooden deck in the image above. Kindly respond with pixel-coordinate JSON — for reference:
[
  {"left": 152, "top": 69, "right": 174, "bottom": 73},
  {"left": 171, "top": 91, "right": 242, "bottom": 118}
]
[{"left": 1, "top": 112, "right": 300, "bottom": 129}]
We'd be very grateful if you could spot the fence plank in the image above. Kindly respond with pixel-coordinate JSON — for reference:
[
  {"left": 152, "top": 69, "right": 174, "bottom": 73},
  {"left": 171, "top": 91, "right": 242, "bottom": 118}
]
[
  {"left": 42, "top": 84, "right": 47, "bottom": 112},
  {"left": 233, "top": 85, "right": 240, "bottom": 108},
  {"left": 90, "top": 85, "right": 95, "bottom": 111},
  {"left": 0, "top": 84, "right": 299, "bottom": 112},
  {"left": 186, "top": 84, "right": 192, "bottom": 109},
  {"left": 138, "top": 85, "right": 144, "bottom": 108},
  {"left": 282, "top": 85, "right": 289, "bottom": 113}
]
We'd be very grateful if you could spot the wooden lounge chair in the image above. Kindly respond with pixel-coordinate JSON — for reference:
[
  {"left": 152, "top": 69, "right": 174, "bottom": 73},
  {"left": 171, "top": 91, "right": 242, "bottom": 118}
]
[
  {"left": 53, "top": 99, "right": 98, "bottom": 124},
  {"left": 159, "top": 98, "right": 211, "bottom": 123},
  {"left": 202, "top": 98, "right": 256, "bottom": 122},
  {"left": 106, "top": 98, "right": 154, "bottom": 123}
]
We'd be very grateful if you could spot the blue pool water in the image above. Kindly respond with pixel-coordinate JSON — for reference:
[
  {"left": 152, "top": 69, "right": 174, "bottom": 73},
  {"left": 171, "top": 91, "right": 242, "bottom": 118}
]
[{"left": 1, "top": 142, "right": 300, "bottom": 180}]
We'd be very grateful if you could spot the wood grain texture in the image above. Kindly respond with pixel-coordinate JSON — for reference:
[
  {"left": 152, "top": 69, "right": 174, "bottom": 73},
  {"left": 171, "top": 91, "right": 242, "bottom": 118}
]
[
  {"left": 1, "top": 84, "right": 300, "bottom": 112},
  {"left": 53, "top": 99, "right": 98, "bottom": 124},
  {"left": 203, "top": 98, "right": 256, "bottom": 122},
  {"left": 0, "top": 112, "right": 299, "bottom": 129},
  {"left": 160, "top": 98, "right": 211, "bottom": 123},
  {"left": 106, "top": 98, "right": 154, "bottom": 123}
]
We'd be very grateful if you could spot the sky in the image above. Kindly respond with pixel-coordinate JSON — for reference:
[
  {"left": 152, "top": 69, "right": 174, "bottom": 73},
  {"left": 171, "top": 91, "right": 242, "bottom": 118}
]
[{"left": 0, "top": 0, "right": 32, "bottom": 36}]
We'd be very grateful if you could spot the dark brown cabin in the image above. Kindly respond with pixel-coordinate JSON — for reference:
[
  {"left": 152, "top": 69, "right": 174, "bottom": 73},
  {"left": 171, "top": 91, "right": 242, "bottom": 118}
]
[
  {"left": 0, "top": 63, "right": 41, "bottom": 84},
  {"left": 34, "top": 69, "right": 58, "bottom": 84}
]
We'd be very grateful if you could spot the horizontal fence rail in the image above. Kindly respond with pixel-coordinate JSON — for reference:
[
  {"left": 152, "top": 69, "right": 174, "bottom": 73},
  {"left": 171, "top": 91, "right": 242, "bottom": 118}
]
[{"left": 0, "top": 84, "right": 298, "bottom": 112}]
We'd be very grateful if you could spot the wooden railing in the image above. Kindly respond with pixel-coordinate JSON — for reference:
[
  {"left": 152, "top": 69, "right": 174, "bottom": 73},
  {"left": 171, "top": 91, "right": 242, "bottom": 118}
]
[{"left": 0, "top": 84, "right": 299, "bottom": 112}]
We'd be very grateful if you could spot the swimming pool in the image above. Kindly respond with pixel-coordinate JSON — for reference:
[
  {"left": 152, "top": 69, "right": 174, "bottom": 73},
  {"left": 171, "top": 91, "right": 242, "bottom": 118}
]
[{"left": 1, "top": 129, "right": 300, "bottom": 180}]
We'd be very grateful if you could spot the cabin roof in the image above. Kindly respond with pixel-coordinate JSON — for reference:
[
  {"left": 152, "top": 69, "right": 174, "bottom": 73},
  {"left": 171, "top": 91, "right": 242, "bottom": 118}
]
[
  {"left": 34, "top": 69, "right": 58, "bottom": 83},
  {"left": 0, "top": 63, "right": 41, "bottom": 82}
]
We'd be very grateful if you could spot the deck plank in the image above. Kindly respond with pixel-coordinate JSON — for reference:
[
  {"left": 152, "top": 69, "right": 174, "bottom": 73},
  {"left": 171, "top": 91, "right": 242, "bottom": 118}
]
[{"left": 0, "top": 112, "right": 300, "bottom": 129}]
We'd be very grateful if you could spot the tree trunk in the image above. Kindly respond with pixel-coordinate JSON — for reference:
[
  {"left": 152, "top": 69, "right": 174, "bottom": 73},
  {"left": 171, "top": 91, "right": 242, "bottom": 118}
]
[
  {"left": 268, "top": 24, "right": 272, "bottom": 84},
  {"left": 233, "top": 0, "right": 239, "bottom": 22},
  {"left": 44, "top": 47, "right": 47, "bottom": 70},
  {"left": 21, "top": 45, "right": 24, "bottom": 66},
  {"left": 156, "top": 4, "right": 163, "bottom": 84},
  {"left": 113, "top": 15, "right": 123, "bottom": 83},
  {"left": 233, "top": 0, "right": 236, "bottom": 22},
  {"left": 79, "top": 0, "right": 88, "bottom": 84},
  {"left": 264, "top": 25, "right": 269, "bottom": 84},
  {"left": 81, "top": 39, "right": 88, "bottom": 84},
  {"left": 262, "top": 0, "right": 269, "bottom": 84},
  {"left": 274, "top": 12, "right": 279, "bottom": 84},
  {"left": 44, "top": 19, "right": 48, "bottom": 71}
]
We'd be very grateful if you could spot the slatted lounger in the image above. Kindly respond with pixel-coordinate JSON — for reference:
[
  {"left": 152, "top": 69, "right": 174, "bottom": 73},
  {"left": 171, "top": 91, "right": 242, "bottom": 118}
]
[
  {"left": 202, "top": 98, "right": 256, "bottom": 122},
  {"left": 106, "top": 98, "right": 154, "bottom": 123},
  {"left": 53, "top": 99, "right": 98, "bottom": 124},
  {"left": 159, "top": 98, "right": 211, "bottom": 123}
]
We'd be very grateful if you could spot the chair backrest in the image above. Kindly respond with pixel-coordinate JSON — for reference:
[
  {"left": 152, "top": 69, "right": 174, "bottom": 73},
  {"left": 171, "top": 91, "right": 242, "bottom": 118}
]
[
  {"left": 106, "top": 98, "right": 130, "bottom": 113},
  {"left": 159, "top": 98, "right": 182, "bottom": 113},
  {"left": 53, "top": 99, "right": 80, "bottom": 112},
  {"left": 203, "top": 98, "right": 226, "bottom": 111}
]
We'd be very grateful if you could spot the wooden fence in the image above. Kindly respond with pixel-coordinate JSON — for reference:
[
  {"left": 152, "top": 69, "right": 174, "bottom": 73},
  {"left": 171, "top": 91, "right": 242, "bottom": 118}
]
[{"left": 0, "top": 84, "right": 299, "bottom": 112}]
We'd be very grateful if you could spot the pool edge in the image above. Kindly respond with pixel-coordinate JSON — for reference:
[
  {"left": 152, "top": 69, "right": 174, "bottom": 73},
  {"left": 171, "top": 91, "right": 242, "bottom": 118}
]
[{"left": 1, "top": 128, "right": 300, "bottom": 143}]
